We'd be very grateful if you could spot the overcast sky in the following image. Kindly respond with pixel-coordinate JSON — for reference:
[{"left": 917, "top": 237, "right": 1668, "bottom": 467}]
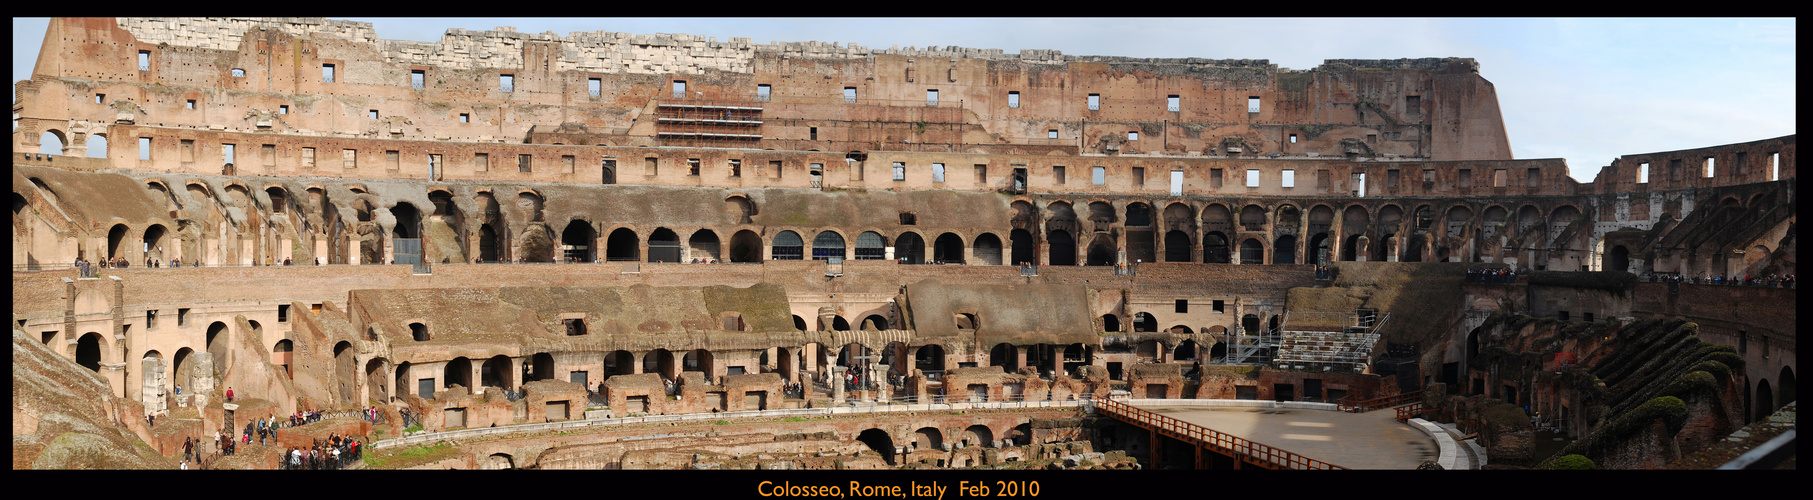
[{"left": 13, "top": 17, "right": 1796, "bottom": 183}]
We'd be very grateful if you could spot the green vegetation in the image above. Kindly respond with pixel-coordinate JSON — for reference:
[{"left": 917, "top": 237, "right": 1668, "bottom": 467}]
[
  {"left": 363, "top": 442, "right": 457, "bottom": 469},
  {"left": 1544, "top": 454, "right": 1595, "bottom": 470}
]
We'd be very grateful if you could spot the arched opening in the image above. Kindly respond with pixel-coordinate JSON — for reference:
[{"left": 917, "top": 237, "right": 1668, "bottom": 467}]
[
  {"left": 1168, "top": 325, "right": 1195, "bottom": 334},
  {"left": 1010, "top": 228, "right": 1036, "bottom": 265},
  {"left": 1126, "top": 202, "right": 1153, "bottom": 226},
  {"left": 1085, "top": 233, "right": 1115, "bottom": 266},
  {"left": 1009, "top": 423, "right": 1034, "bottom": 446},
  {"left": 76, "top": 332, "right": 105, "bottom": 372},
  {"left": 683, "top": 349, "right": 715, "bottom": 379},
  {"left": 561, "top": 220, "right": 596, "bottom": 262},
  {"left": 1240, "top": 238, "right": 1264, "bottom": 264},
  {"left": 334, "top": 341, "right": 356, "bottom": 402},
  {"left": 1175, "top": 340, "right": 1199, "bottom": 361},
  {"left": 39, "top": 130, "right": 67, "bottom": 155},
  {"left": 1101, "top": 313, "right": 1121, "bottom": 333},
  {"left": 914, "top": 427, "right": 944, "bottom": 450},
  {"left": 688, "top": 229, "right": 721, "bottom": 262},
  {"left": 644, "top": 349, "right": 676, "bottom": 380},
  {"left": 529, "top": 352, "right": 556, "bottom": 382},
  {"left": 1342, "top": 234, "right": 1363, "bottom": 262},
  {"left": 1242, "top": 314, "right": 1260, "bottom": 336},
  {"left": 896, "top": 232, "right": 926, "bottom": 264},
  {"left": 486, "top": 453, "right": 515, "bottom": 470},
  {"left": 1209, "top": 342, "right": 1227, "bottom": 363},
  {"left": 605, "top": 228, "right": 640, "bottom": 261},
  {"left": 1063, "top": 343, "right": 1091, "bottom": 374},
  {"left": 205, "top": 322, "right": 230, "bottom": 379},
  {"left": 771, "top": 230, "right": 804, "bottom": 260},
  {"left": 973, "top": 233, "right": 1003, "bottom": 265},
  {"left": 390, "top": 202, "right": 421, "bottom": 238},
  {"left": 962, "top": 425, "right": 995, "bottom": 448},
  {"left": 87, "top": 134, "right": 108, "bottom": 158},
  {"left": 444, "top": 357, "right": 472, "bottom": 390},
  {"left": 856, "top": 429, "right": 897, "bottom": 465},
  {"left": 172, "top": 348, "right": 195, "bottom": 395},
  {"left": 478, "top": 224, "right": 499, "bottom": 262},
  {"left": 1132, "top": 312, "right": 1157, "bottom": 333},
  {"left": 108, "top": 223, "right": 130, "bottom": 260},
  {"left": 365, "top": 358, "right": 389, "bottom": 403},
  {"left": 396, "top": 362, "right": 414, "bottom": 399},
  {"left": 1755, "top": 379, "right": 1774, "bottom": 422},
  {"left": 861, "top": 314, "right": 890, "bottom": 331},
  {"left": 831, "top": 316, "right": 852, "bottom": 331},
  {"left": 1204, "top": 232, "right": 1231, "bottom": 263},
  {"left": 1164, "top": 230, "right": 1192, "bottom": 262},
  {"left": 1779, "top": 366, "right": 1797, "bottom": 408},
  {"left": 916, "top": 345, "right": 945, "bottom": 372},
  {"left": 143, "top": 224, "right": 169, "bottom": 264},
  {"left": 728, "top": 230, "right": 764, "bottom": 262},
  {"left": 933, "top": 232, "right": 965, "bottom": 264},
  {"left": 1268, "top": 315, "right": 1281, "bottom": 335},
  {"left": 647, "top": 228, "right": 681, "bottom": 263},
  {"left": 409, "top": 322, "right": 429, "bottom": 341},
  {"left": 989, "top": 343, "right": 1017, "bottom": 371},
  {"left": 793, "top": 315, "right": 809, "bottom": 331},
  {"left": 1307, "top": 233, "right": 1331, "bottom": 265},
  {"left": 1273, "top": 234, "right": 1297, "bottom": 264},
  {"left": 1239, "top": 204, "right": 1267, "bottom": 231},
  {"left": 854, "top": 231, "right": 886, "bottom": 260},
  {"left": 1606, "top": 245, "right": 1631, "bottom": 273},
  {"left": 1047, "top": 229, "right": 1076, "bottom": 266},
  {"left": 273, "top": 339, "right": 294, "bottom": 378},
  {"left": 482, "top": 355, "right": 514, "bottom": 390},
  {"left": 1137, "top": 340, "right": 1165, "bottom": 362},
  {"left": 811, "top": 230, "right": 846, "bottom": 260},
  {"left": 604, "top": 351, "right": 634, "bottom": 381}
]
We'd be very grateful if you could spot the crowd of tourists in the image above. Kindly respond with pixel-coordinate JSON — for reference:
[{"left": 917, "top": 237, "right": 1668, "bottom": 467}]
[
  {"left": 280, "top": 434, "right": 362, "bottom": 470},
  {"left": 1465, "top": 267, "right": 1522, "bottom": 283},
  {"left": 1644, "top": 272, "right": 1795, "bottom": 288}
]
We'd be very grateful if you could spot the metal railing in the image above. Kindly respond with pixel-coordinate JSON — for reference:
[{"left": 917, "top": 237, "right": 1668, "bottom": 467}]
[
  {"left": 1337, "top": 390, "right": 1423, "bottom": 413},
  {"left": 1094, "top": 398, "right": 1344, "bottom": 470}
]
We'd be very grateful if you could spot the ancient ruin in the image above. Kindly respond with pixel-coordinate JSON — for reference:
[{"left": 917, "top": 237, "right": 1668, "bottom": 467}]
[{"left": 12, "top": 17, "right": 1796, "bottom": 470}]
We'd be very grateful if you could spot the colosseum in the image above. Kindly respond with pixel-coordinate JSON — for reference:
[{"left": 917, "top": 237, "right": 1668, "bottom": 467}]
[{"left": 12, "top": 18, "right": 1795, "bottom": 472}]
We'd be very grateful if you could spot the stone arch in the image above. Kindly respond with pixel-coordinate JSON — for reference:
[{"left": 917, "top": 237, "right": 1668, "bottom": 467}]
[
  {"left": 989, "top": 343, "right": 1017, "bottom": 371},
  {"left": 728, "top": 229, "right": 764, "bottom": 262},
  {"left": 1175, "top": 339, "right": 1200, "bottom": 361},
  {"left": 1203, "top": 203, "right": 1233, "bottom": 234},
  {"left": 605, "top": 227, "right": 640, "bottom": 261},
  {"left": 855, "top": 428, "right": 896, "bottom": 465},
  {"left": 933, "top": 232, "right": 966, "bottom": 264},
  {"left": 333, "top": 341, "right": 356, "bottom": 402},
  {"left": 793, "top": 315, "right": 809, "bottom": 331},
  {"left": 1239, "top": 204, "right": 1267, "bottom": 231},
  {"left": 854, "top": 231, "right": 887, "bottom": 260},
  {"left": 683, "top": 349, "right": 715, "bottom": 378},
  {"left": 725, "top": 195, "right": 756, "bottom": 224},
  {"left": 84, "top": 132, "right": 106, "bottom": 158},
  {"left": 390, "top": 202, "right": 422, "bottom": 239},
  {"left": 916, "top": 344, "right": 946, "bottom": 372},
  {"left": 896, "top": 231, "right": 927, "bottom": 264},
  {"left": 648, "top": 227, "right": 681, "bottom": 263},
  {"left": 1240, "top": 238, "right": 1266, "bottom": 264},
  {"left": 1101, "top": 313, "right": 1121, "bottom": 333},
  {"left": 486, "top": 453, "right": 515, "bottom": 470},
  {"left": 860, "top": 314, "right": 890, "bottom": 331},
  {"left": 1132, "top": 312, "right": 1158, "bottom": 333},
  {"left": 1046, "top": 229, "right": 1076, "bottom": 266},
  {"left": 1482, "top": 205, "right": 1509, "bottom": 239},
  {"left": 1085, "top": 233, "right": 1116, "bottom": 266},
  {"left": 1164, "top": 230, "right": 1193, "bottom": 262},
  {"left": 76, "top": 332, "right": 107, "bottom": 372},
  {"left": 561, "top": 220, "right": 596, "bottom": 262},
  {"left": 771, "top": 230, "right": 804, "bottom": 260},
  {"left": 811, "top": 229, "right": 846, "bottom": 261},
  {"left": 972, "top": 232, "right": 1003, "bottom": 265},
  {"left": 688, "top": 229, "right": 721, "bottom": 261},
  {"left": 1755, "top": 379, "right": 1774, "bottom": 422},
  {"left": 1273, "top": 234, "right": 1297, "bottom": 264},
  {"left": 1087, "top": 201, "right": 1117, "bottom": 230},
  {"left": 107, "top": 223, "right": 131, "bottom": 260},
  {"left": 1606, "top": 245, "right": 1631, "bottom": 273},
  {"left": 913, "top": 427, "right": 944, "bottom": 450},
  {"left": 365, "top": 357, "right": 390, "bottom": 402},
  {"left": 1779, "top": 366, "right": 1796, "bottom": 408},
  {"left": 962, "top": 425, "right": 995, "bottom": 448},
  {"left": 482, "top": 355, "right": 514, "bottom": 390},
  {"left": 1403, "top": 234, "right": 1426, "bottom": 262},
  {"left": 444, "top": 357, "right": 472, "bottom": 390},
  {"left": 39, "top": 129, "right": 68, "bottom": 155},
  {"left": 205, "top": 321, "right": 230, "bottom": 379},
  {"left": 1204, "top": 231, "right": 1231, "bottom": 263},
  {"left": 143, "top": 224, "right": 170, "bottom": 264},
  {"left": 1126, "top": 201, "right": 1154, "bottom": 226},
  {"left": 644, "top": 349, "right": 675, "bottom": 380}
]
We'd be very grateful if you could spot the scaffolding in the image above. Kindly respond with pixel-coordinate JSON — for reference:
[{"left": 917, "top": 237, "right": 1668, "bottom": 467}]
[{"left": 1265, "top": 311, "right": 1390, "bottom": 373}]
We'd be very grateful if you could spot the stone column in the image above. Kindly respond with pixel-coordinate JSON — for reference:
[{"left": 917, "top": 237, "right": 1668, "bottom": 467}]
[{"left": 831, "top": 365, "right": 845, "bottom": 403}]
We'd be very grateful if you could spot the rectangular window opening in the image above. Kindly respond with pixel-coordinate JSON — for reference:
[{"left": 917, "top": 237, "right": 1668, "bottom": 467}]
[
  {"left": 342, "top": 149, "right": 357, "bottom": 169},
  {"left": 1248, "top": 96, "right": 1261, "bottom": 113},
  {"left": 181, "top": 140, "right": 194, "bottom": 162},
  {"left": 673, "top": 80, "right": 687, "bottom": 98},
  {"left": 1128, "top": 131, "right": 1138, "bottom": 141},
  {"left": 261, "top": 144, "right": 275, "bottom": 166},
  {"left": 1494, "top": 169, "right": 1508, "bottom": 187},
  {"left": 146, "top": 310, "right": 157, "bottom": 329},
  {"left": 278, "top": 305, "right": 290, "bottom": 323},
  {"left": 301, "top": 147, "right": 315, "bottom": 167},
  {"left": 518, "top": 154, "right": 533, "bottom": 173},
  {"left": 729, "top": 159, "right": 742, "bottom": 178},
  {"left": 933, "top": 163, "right": 946, "bottom": 183},
  {"left": 1246, "top": 169, "right": 1260, "bottom": 188},
  {"left": 1406, "top": 95, "right": 1421, "bottom": 113},
  {"left": 589, "top": 78, "right": 602, "bottom": 96},
  {"left": 561, "top": 155, "right": 575, "bottom": 174},
  {"left": 1637, "top": 163, "right": 1649, "bottom": 184},
  {"left": 411, "top": 70, "right": 425, "bottom": 89},
  {"left": 186, "top": 100, "right": 196, "bottom": 110},
  {"left": 1175, "top": 300, "right": 1188, "bottom": 313},
  {"left": 369, "top": 109, "right": 379, "bottom": 120},
  {"left": 1054, "top": 165, "right": 1066, "bottom": 184},
  {"left": 1289, "top": 134, "right": 1298, "bottom": 144},
  {"left": 927, "top": 89, "right": 938, "bottom": 106},
  {"left": 1087, "top": 94, "right": 1100, "bottom": 111},
  {"left": 644, "top": 157, "right": 658, "bottom": 176},
  {"left": 138, "top": 51, "right": 150, "bottom": 71},
  {"left": 1458, "top": 168, "right": 1472, "bottom": 188},
  {"left": 809, "top": 127, "right": 818, "bottom": 141},
  {"left": 1170, "top": 170, "right": 1184, "bottom": 196},
  {"left": 756, "top": 84, "right": 770, "bottom": 101},
  {"left": 1212, "top": 300, "right": 1225, "bottom": 313},
  {"left": 1132, "top": 167, "right": 1145, "bottom": 186},
  {"left": 222, "top": 144, "right": 235, "bottom": 165},
  {"left": 459, "top": 113, "right": 470, "bottom": 123},
  {"left": 1008, "top": 91, "right": 1020, "bottom": 108},
  {"left": 1282, "top": 169, "right": 1295, "bottom": 188},
  {"left": 1528, "top": 168, "right": 1541, "bottom": 188},
  {"left": 1210, "top": 168, "right": 1224, "bottom": 189},
  {"left": 1167, "top": 95, "right": 1180, "bottom": 112},
  {"left": 279, "top": 105, "right": 288, "bottom": 115},
  {"left": 843, "top": 87, "right": 857, "bottom": 103},
  {"left": 1092, "top": 166, "right": 1106, "bottom": 185},
  {"left": 688, "top": 158, "right": 701, "bottom": 176},
  {"left": 500, "top": 74, "right": 514, "bottom": 92},
  {"left": 138, "top": 137, "right": 152, "bottom": 160},
  {"left": 975, "top": 164, "right": 987, "bottom": 184},
  {"left": 177, "top": 308, "right": 190, "bottom": 327},
  {"left": 1704, "top": 157, "right": 1716, "bottom": 178},
  {"left": 474, "top": 153, "right": 489, "bottom": 172},
  {"left": 893, "top": 162, "right": 906, "bottom": 181},
  {"left": 1771, "top": 152, "right": 1780, "bottom": 181},
  {"left": 96, "top": 94, "right": 105, "bottom": 104},
  {"left": 1047, "top": 129, "right": 1059, "bottom": 139},
  {"left": 322, "top": 64, "right": 335, "bottom": 83}
]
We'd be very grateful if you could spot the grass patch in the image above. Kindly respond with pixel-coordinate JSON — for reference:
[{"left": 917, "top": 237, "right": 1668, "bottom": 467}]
[{"left": 363, "top": 442, "right": 458, "bottom": 470}]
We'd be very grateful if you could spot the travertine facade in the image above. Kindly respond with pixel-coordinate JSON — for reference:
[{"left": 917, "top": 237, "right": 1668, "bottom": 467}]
[{"left": 12, "top": 18, "right": 1795, "bottom": 470}]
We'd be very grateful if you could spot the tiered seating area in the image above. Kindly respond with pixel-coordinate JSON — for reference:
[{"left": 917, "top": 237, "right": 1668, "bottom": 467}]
[{"left": 1272, "top": 313, "right": 1387, "bottom": 372}]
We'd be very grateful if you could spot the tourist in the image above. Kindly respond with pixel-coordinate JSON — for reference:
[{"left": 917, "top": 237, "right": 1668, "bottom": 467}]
[{"left": 226, "top": 387, "right": 234, "bottom": 402}]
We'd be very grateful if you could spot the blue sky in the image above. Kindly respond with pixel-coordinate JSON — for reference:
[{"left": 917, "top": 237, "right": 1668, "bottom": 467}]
[{"left": 13, "top": 17, "right": 1796, "bottom": 183}]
